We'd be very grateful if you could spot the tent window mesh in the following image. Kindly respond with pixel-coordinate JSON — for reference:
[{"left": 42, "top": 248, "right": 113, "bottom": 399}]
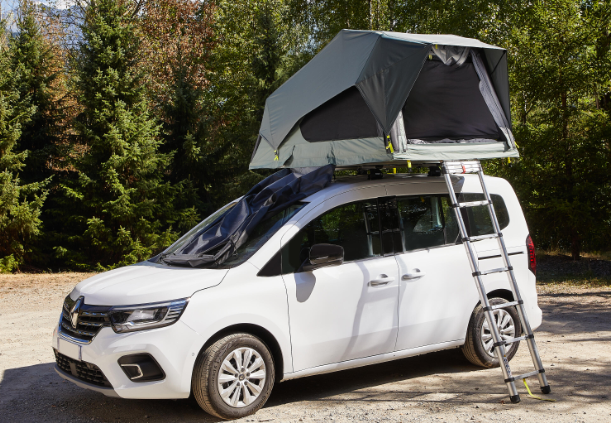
[
  {"left": 402, "top": 60, "right": 501, "bottom": 142},
  {"left": 300, "top": 87, "right": 379, "bottom": 142}
]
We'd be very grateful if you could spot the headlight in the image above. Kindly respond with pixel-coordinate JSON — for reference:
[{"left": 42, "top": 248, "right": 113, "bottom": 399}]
[{"left": 109, "top": 299, "right": 188, "bottom": 333}]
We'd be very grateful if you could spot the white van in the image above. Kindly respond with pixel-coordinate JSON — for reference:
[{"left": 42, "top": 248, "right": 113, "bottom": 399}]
[{"left": 52, "top": 173, "right": 540, "bottom": 419}]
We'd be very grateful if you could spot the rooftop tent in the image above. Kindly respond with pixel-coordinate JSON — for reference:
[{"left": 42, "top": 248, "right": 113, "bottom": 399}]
[{"left": 249, "top": 30, "right": 518, "bottom": 170}]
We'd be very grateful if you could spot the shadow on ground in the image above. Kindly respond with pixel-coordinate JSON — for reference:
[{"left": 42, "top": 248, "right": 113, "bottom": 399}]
[{"left": 1, "top": 345, "right": 609, "bottom": 422}]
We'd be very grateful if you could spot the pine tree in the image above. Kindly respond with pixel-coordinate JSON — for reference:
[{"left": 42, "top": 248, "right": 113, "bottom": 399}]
[
  {"left": 0, "top": 18, "right": 47, "bottom": 272},
  {"left": 64, "top": 0, "right": 178, "bottom": 269},
  {"left": 11, "top": 0, "right": 64, "bottom": 184}
]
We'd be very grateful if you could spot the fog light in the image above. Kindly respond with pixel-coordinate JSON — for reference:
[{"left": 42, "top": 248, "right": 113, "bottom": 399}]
[{"left": 118, "top": 354, "right": 165, "bottom": 382}]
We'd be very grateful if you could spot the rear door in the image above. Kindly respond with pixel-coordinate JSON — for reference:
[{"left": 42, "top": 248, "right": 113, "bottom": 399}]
[{"left": 392, "top": 194, "right": 477, "bottom": 351}]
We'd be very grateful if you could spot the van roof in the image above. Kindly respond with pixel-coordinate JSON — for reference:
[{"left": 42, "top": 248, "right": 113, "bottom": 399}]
[{"left": 303, "top": 173, "right": 503, "bottom": 203}]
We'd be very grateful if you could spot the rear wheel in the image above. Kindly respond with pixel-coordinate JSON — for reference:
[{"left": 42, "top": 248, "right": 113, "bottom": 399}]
[
  {"left": 462, "top": 298, "right": 521, "bottom": 368},
  {"left": 192, "top": 333, "right": 275, "bottom": 420}
]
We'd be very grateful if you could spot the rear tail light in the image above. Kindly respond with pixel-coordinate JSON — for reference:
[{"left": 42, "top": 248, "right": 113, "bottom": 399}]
[{"left": 526, "top": 235, "right": 536, "bottom": 275}]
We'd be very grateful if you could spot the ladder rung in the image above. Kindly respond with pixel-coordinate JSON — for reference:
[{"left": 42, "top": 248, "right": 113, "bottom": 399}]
[
  {"left": 457, "top": 200, "right": 490, "bottom": 208},
  {"left": 494, "top": 334, "right": 533, "bottom": 349},
  {"left": 505, "top": 369, "right": 545, "bottom": 383},
  {"left": 505, "top": 335, "right": 530, "bottom": 345},
  {"left": 443, "top": 160, "right": 482, "bottom": 174},
  {"left": 477, "top": 266, "right": 512, "bottom": 276},
  {"left": 465, "top": 233, "right": 500, "bottom": 242},
  {"left": 487, "top": 300, "right": 522, "bottom": 311}
]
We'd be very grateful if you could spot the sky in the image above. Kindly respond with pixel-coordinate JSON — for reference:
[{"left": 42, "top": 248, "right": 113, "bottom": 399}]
[{"left": 1, "top": 0, "right": 75, "bottom": 15}]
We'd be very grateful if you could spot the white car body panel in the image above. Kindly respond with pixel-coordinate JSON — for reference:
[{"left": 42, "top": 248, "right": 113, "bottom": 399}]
[
  {"left": 394, "top": 244, "right": 476, "bottom": 351},
  {"left": 52, "top": 173, "right": 542, "bottom": 400},
  {"left": 70, "top": 262, "right": 228, "bottom": 305},
  {"left": 283, "top": 256, "right": 400, "bottom": 371}
]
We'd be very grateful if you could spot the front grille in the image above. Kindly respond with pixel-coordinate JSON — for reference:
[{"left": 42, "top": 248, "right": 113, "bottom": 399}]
[
  {"left": 60, "top": 295, "right": 111, "bottom": 343},
  {"left": 54, "top": 350, "right": 112, "bottom": 387}
]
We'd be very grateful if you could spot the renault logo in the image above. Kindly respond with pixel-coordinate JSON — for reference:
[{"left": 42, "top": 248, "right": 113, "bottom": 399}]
[{"left": 70, "top": 296, "right": 84, "bottom": 329}]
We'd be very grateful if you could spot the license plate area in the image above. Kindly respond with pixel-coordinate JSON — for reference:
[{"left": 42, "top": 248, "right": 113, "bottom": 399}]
[{"left": 58, "top": 338, "right": 81, "bottom": 361}]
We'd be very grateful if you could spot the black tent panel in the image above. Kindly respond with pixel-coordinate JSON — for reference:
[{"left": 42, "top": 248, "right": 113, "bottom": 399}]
[
  {"left": 402, "top": 60, "right": 501, "bottom": 142},
  {"left": 300, "top": 87, "right": 379, "bottom": 142}
]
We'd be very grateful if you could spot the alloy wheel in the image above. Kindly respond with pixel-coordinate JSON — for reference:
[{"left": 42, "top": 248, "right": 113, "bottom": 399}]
[
  {"left": 217, "top": 347, "right": 267, "bottom": 407},
  {"left": 480, "top": 309, "right": 516, "bottom": 357}
]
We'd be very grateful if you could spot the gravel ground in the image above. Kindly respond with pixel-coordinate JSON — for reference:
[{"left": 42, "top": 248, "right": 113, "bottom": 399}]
[{"left": 1, "top": 272, "right": 610, "bottom": 422}]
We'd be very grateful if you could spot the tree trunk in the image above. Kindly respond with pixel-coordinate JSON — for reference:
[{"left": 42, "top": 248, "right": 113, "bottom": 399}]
[{"left": 571, "top": 228, "right": 580, "bottom": 261}]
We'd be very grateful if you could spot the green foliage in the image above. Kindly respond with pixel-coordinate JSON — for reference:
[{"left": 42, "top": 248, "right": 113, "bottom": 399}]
[
  {"left": 487, "top": 0, "right": 611, "bottom": 259},
  {"left": 11, "top": 0, "right": 65, "bottom": 184},
  {"left": 0, "top": 16, "right": 48, "bottom": 272},
  {"left": 60, "top": 0, "right": 180, "bottom": 269},
  {"left": 1, "top": 0, "right": 609, "bottom": 269},
  {"left": 203, "top": 0, "right": 309, "bottom": 206}
]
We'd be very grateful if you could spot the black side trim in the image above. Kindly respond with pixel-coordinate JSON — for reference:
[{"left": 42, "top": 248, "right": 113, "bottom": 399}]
[
  {"left": 258, "top": 251, "right": 282, "bottom": 277},
  {"left": 479, "top": 251, "right": 524, "bottom": 260}
]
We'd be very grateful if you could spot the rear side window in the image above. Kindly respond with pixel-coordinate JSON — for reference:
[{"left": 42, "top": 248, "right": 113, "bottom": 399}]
[
  {"left": 458, "top": 193, "right": 509, "bottom": 237},
  {"left": 281, "top": 199, "right": 380, "bottom": 274},
  {"left": 396, "top": 195, "right": 457, "bottom": 251}
]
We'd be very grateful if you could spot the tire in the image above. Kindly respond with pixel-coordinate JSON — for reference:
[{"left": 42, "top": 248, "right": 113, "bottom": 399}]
[
  {"left": 461, "top": 298, "right": 521, "bottom": 368},
  {"left": 192, "top": 333, "right": 275, "bottom": 420}
]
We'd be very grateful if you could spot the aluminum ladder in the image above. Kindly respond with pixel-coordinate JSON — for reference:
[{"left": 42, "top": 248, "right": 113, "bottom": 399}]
[{"left": 441, "top": 160, "right": 550, "bottom": 404}]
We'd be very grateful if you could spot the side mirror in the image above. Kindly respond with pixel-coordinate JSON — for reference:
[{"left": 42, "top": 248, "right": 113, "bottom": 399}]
[{"left": 300, "top": 243, "right": 344, "bottom": 272}]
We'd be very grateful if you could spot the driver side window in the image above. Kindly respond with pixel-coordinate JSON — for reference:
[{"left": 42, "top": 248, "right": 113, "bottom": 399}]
[{"left": 281, "top": 199, "right": 380, "bottom": 274}]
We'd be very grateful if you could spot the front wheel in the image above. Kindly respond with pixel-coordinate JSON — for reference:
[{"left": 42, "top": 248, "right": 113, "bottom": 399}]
[
  {"left": 192, "top": 333, "right": 275, "bottom": 420},
  {"left": 461, "top": 298, "right": 521, "bottom": 368}
]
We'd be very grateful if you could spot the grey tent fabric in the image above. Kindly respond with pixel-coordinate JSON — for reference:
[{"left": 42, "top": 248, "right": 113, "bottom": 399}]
[
  {"left": 251, "top": 30, "right": 517, "bottom": 169},
  {"left": 259, "top": 31, "right": 381, "bottom": 151},
  {"left": 471, "top": 51, "right": 515, "bottom": 148},
  {"left": 157, "top": 165, "right": 334, "bottom": 268},
  {"left": 432, "top": 45, "right": 470, "bottom": 66}
]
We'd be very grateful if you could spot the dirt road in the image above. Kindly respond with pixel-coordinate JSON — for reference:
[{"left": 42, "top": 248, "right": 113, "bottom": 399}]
[{"left": 1, "top": 274, "right": 610, "bottom": 422}]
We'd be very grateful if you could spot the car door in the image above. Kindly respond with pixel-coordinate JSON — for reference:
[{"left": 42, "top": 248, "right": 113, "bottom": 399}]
[
  {"left": 392, "top": 194, "right": 477, "bottom": 351},
  {"left": 280, "top": 194, "right": 400, "bottom": 372}
]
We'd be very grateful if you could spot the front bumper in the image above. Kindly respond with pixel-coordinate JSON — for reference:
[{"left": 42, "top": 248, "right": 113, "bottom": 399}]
[
  {"left": 52, "top": 319, "right": 206, "bottom": 399},
  {"left": 54, "top": 364, "right": 119, "bottom": 397}
]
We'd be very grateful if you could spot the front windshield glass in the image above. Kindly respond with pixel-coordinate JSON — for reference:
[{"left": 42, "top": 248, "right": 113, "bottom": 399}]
[
  {"left": 161, "top": 201, "right": 238, "bottom": 256},
  {"left": 222, "top": 203, "right": 306, "bottom": 268}
]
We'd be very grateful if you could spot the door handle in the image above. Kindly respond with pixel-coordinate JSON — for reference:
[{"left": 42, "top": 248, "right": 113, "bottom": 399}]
[
  {"left": 402, "top": 269, "right": 426, "bottom": 280},
  {"left": 369, "top": 274, "right": 394, "bottom": 286}
]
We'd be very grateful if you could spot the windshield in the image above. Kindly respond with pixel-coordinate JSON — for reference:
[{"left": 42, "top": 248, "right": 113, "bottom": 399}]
[
  {"left": 222, "top": 203, "right": 306, "bottom": 268},
  {"left": 161, "top": 201, "right": 238, "bottom": 256}
]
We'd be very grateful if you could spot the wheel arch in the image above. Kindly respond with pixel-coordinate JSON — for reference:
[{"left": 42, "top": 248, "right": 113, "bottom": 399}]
[
  {"left": 487, "top": 288, "right": 515, "bottom": 302},
  {"left": 198, "top": 323, "right": 285, "bottom": 383}
]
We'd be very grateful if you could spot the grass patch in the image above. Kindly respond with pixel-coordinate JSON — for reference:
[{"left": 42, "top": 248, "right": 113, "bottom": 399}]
[{"left": 536, "top": 251, "right": 611, "bottom": 288}]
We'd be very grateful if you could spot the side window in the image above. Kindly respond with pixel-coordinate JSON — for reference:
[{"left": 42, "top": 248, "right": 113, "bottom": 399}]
[
  {"left": 458, "top": 194, "right": 509, "bottom": 237},
  {"left": 397, "top": 195, "right": 455, "bottom": 251},
  {"left": 281, "top": 199, "right": 380, "bottom": 274}
]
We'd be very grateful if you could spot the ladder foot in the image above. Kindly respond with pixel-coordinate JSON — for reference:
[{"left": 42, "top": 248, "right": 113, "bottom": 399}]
[
  {"left": 540, "top": 385, "right": 551, "bottom": 394},
  {"left": 510, "top": 394, "right": 521, "bottom": 404}
]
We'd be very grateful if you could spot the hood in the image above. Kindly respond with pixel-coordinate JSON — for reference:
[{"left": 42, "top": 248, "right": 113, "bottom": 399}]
[{"left": 70, "top": 261, "right": 228, "bottom": 306}]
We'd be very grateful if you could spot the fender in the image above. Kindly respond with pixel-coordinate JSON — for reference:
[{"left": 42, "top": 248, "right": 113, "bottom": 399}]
[{"left": 178, "top": 263, "right": 293, "bottom": 393}]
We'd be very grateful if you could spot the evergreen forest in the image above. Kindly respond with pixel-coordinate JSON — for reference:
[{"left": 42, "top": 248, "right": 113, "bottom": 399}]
[{"left": 0, "top": 0, "right": 610, "bottom": 272}]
